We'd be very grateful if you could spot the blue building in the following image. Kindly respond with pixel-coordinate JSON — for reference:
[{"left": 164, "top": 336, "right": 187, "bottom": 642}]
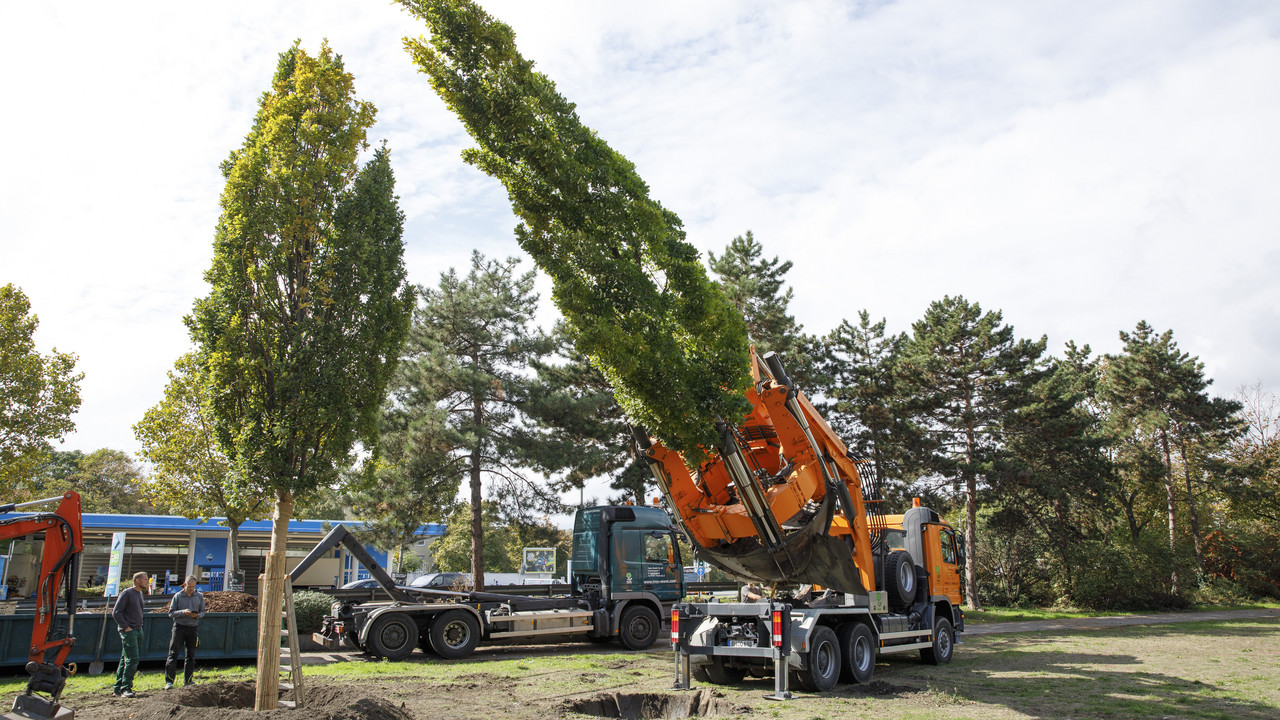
[{"left": 0, "top": 512, "right": 445, "bottom": 597}]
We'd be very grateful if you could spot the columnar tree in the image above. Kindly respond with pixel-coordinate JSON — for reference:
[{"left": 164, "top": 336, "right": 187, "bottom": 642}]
[
  {"left": 0, "top": 284, "right": 82, "bottom": 491},
  {"left": 897, "top": 296, "right": 1046, "bottom": 609},
  {"left": 401, "top": 0, "right": 751, "bottom": 457},
  {"left": 396, "top": 252, "right": 556, "bottom": 589},
  {"left": 134, "top": 352, "right": 270, "bottom": 581},
  {"left": 188, "top": 43, "right": 412, "bottom": 710}
]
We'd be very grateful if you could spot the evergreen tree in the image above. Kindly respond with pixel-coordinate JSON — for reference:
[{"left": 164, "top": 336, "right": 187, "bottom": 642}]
[
  {"left": 1101, "top": 321, "right": 1241, "bottom": 591},
  {"left": 897, "top": 296, "right": 1046, "bottom": 609},
  {"left": 396, "top": 252, "right": 557, "bottom": 589},
  {"left": 816, "top": 311, "right": 928, "bottom": 507},
  {"left": 708, "top": 231, "right": 803, "bottom": 356},
  {"left": 187, "top": 43, "right": 412, "bottom": 709}
]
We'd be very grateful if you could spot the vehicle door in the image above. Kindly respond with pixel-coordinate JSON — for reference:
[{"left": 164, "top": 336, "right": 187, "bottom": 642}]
[
  {"left": 922, "top": 524, "right": 963, "bottom": 604},
  {"left": 614, "top": 529, "right": 682, "bottom": 600}
]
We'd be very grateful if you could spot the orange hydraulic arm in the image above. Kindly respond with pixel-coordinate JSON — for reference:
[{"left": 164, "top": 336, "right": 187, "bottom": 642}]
[
  {"left": 635, "top": 351, "right": 877, "bottom": 595},
  {"left": 0, "top": 492, "right": 84, "bottom": 719}
]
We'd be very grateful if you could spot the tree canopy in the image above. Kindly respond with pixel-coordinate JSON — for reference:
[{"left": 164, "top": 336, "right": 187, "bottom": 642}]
[
  {"left": 400, "top": 0, "right": 751, "bottom": 456},
  {"left": 0, "top": 284, "right": 82, "bottom": 491}
]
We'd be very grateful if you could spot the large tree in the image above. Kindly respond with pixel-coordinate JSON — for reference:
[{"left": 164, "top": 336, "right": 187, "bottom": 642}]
[
  {"left": 187, "top": 43, "right": 412, "bottom": 710},
  {"left": 0, "top": 284, "right": 82, "bottom": 491},
  {"left": 1101, "top": 322, "right": 1242, "bottom": 591},
  {"left": 396, "top": 252, "right": 557, "bottom": 589},
  {"left": 897, "top": 296, "right": 1046, "bottom": 610},
  {"left": 708, "top": 231, "right": 803, "bottom": 357},
  {"left": 400, "top": 0, "right": 751, "bottom": 458},
  {"left": 19, "top": 448, "right": 151, "bottom": 515},
  {"left": 133, "top": 352, "right": 270, "bottom": 581}
]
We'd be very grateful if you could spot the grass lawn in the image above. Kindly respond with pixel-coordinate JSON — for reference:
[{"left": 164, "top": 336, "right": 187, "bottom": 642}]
[
  {"left": 964, "top": 601, "right": 1280, "bottom": 625},
  {"left": 7, "top": 617, "right": 1277, "bottom": 720}
]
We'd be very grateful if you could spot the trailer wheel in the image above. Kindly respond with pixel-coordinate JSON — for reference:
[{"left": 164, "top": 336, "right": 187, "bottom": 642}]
[
  {"left": 617, "top": 605, "right": 659, "bottom": 650},
  {"left": 793, "top": 625, "right": 841, "bottom": 692},
  {"left": 885, "top": 550, "right": 916, "bottom": 608},
  {"left": 842, "top": 623, "right": 875, "bottom": 684},
  {"left": 430, "top": 610, "right": 481, "bottom": 660},
  {"left": 920, "top": 616, "right": 954, "bottom": 665},
  {"left": 367, "top": 614, "right": 418, "bottom": 661}
]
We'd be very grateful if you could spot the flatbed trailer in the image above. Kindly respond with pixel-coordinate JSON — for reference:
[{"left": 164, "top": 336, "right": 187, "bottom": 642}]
[{"left": 306, "top": 506, "right": 686, "bottom": 660}]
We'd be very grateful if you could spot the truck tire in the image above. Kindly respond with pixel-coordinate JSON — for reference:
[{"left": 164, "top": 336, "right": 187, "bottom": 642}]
[
  {"left": 618, "top": 605, "right": 660, "bottom": 650},
  {"left": 837, "top": 622, "right": 875, "bottom": 684},
  {"left": 429, "top": 610, "right": 481, "bottom": 660},
  {"left": 367, "top": 613, "right": 418, "bottom": 661},
  {"left": 697, "top": 657, "right": 744, "bottom": 685},
  {"left": 885, "top": 550, "right": 916, "bottom": 608},
  {"left": 792, "top": 625, "right": 841, "bottom": 692},
  {"left": 920, "top": 616, "right": 954, "bottom": 665}
]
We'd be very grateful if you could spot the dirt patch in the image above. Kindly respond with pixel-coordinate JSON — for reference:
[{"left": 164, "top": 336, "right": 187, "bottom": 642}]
[
  {"left": 98, "top": 681, "right": 414, "bottom": 720},
  {"left": 565, "top": 690, "right": 745, "bottom": 719},
  {"left": 204, "top": 591, "right": 260, "bottom": 612}
]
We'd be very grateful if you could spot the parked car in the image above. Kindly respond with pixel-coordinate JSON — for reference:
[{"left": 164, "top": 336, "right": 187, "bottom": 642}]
[
  {"left": 340, "top": 578, "right": 381, "bottom": 590},
  {"left": 409, "top": 572, "right": 472, "bottom": 590}
]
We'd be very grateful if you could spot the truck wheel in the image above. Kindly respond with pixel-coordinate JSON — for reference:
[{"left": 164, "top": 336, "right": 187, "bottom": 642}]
[
  {"left": 367, "top": 614, "right": 418, "bottom": 661},
  {"left": 843, "top": 623, "right": 875, "bottom": 684},
  {"left": 920, "top": 617, "right": 954, "bottom": 665},
  {"left": 618, "top": 605, "right": 659, "bottom": 650},
  {"left": 430, "top": 610, "right": 481, "bottom": 660},
  {"left": 885, "top": 550, "right": 916, "bottom": 608},
  {"left": 794, "top": 625, "right": 841, "bottom": 692}
]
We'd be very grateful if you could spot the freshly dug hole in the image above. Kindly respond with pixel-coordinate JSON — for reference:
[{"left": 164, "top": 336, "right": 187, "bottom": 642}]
[
  {"left": 118, "top": 680, "right": 415, "bottom": 720},
  {"left": 566, "top": 690, "right": 744, "bottom": 719}
]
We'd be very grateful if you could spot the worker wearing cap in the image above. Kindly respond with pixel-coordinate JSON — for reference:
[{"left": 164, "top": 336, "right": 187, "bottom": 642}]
[
  {"left": 111, "top": 571, "right": 148, "bottom": 698},
  {"left": 165, "top": 575, "right": 206, "bottom": 689}
]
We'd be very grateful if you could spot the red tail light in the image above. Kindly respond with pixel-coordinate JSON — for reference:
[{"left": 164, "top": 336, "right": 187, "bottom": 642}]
[
  {"left": 671, "top": 609, "right": 679, "bottom": 643},
  {"left": 771, "top": 610, "right": 783, "bottom": 647}
]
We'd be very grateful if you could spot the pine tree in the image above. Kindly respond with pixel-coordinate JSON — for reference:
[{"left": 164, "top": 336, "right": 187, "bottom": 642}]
[
  {"left": 708, "top": 231, "right": 803, "bottom": 356},
  {"left": 1102, "top": 322, "right": 1243, "bottom": 589},
  {"left": 898, "top": 296, "right": 1046, "bottom": 610},
  {"left": 187, "top": 43, "right": 412, "bottom": 709},
  {"left": 395, "top": 252, "right": 557, "bottom": 589}
]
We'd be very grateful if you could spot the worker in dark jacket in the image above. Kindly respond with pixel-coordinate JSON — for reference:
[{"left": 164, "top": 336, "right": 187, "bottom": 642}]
[
  {"left": 111, "top": 571, "right": 149, "bottom": 697},
  {"left": 165, "top": 575, "right": 206, "bottom": 689}
]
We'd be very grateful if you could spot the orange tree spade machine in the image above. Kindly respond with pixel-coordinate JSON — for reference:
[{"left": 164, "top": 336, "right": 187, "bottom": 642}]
[
  {"left": 638, "top": 351, "right": 965, "bottom": 697},
  {"left": 0, "top": 492, "right": 84, "bottom": 720}
]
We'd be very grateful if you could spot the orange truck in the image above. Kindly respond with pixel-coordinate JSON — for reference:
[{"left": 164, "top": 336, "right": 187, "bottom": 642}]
[{"left": 634, "top": 350, "right": 963, "bottom": 697}]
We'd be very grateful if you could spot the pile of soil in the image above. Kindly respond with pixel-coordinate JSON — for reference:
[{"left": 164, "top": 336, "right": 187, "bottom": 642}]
[
  {"left": 103, "top": 681, "right": 415, "bottom": 720},
  {"left": 204, "top": 591, "right": 259, "bottom": 612}
]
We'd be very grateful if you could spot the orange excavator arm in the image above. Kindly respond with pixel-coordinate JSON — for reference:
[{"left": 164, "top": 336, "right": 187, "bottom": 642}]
[
  {"left": 635, "top": 350, "right": 878, "bottom": 595},
  {"left": 0, "top": 492, "right": 84, "bottom": 720}
]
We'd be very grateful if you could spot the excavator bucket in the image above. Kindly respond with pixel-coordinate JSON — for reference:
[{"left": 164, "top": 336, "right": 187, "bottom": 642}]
[
  {"left": 5, "top": 694, "right": 73, "bottom": 720},
  {"left": 692, "top": 494, "right": 869, "bottom": 595}
]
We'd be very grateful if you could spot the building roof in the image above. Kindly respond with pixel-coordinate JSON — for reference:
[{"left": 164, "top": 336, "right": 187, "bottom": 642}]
[{"left": 0, "top": 511, "right": 445, "bottom": 537}]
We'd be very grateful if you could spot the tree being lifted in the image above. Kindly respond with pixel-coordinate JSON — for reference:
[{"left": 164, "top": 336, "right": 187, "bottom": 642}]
[
  {"left": 188, "top": 43, "right": 413, "bottom": 711},
  {"left": 399, "top": 0, "right": 752, "bottom": 458}
]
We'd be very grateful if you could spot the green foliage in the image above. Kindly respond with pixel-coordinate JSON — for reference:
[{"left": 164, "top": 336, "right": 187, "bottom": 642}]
[
  {"left": 290, "top": 590, "right": 336, "bottom": 634},
  {"left": 19, "top": 448, "right": 152, "bottom": 515},
  {"left": 708, "top": 231, "right": 804, "bottom": 360},
  {"left": 400, "top": 0, "right": 751, "bottom": 456},
  {"left": 1059, "top": 537, "right": 1191, "bottom": 611},
  {"left": 430, "top": 503, "right": 571, "bottom": 577},
  {"left": 134, "top": 352, "right": 271, "bottom": 525},
  {"left": 188, "top": 42, "right": 413, "bottom": 503},
  {"left": 0, "top": 284, "right": 82, "bottom": 491}
]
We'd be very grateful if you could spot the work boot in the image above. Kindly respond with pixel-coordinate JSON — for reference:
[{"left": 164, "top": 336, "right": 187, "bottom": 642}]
[
  {"left": 120, "top": 690, "right": 136, "bottom": 698},
  {"left": 165, "top": 683, "right": 174, "bottom": 690}
]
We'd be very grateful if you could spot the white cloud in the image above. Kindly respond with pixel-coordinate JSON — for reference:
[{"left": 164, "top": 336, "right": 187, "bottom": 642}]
[{"left": 2, "top": 0, "right": 1277, "bottom": 477}]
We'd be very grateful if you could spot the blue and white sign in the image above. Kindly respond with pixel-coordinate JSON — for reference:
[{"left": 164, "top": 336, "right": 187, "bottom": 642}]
[{"left": 104, "top": 532, "right": 126, "bottom": 596}]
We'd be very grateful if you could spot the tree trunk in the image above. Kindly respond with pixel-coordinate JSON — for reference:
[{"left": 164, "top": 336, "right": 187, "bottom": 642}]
[
  {"left": 470, "top": 393, "right": 485, "bottom": 590},
  {"left": 1178, "top": 442, "right": 1205, "bottom": 574},
  {"left": 1120, "top": 490, "right": 1142, "bottom": 542},
  {"left": 254, "top": 490, "right": 293, "bottom": 712},
  {"left": 963, "top": 412, "right": 981, "bottom": 611},
  {"left": 1158, "top": 430, "right": 1179, "bottom": 596}
]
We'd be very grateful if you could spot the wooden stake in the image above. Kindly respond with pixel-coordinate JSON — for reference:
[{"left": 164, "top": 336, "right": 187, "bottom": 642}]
[{"left": 254, "top": 490, "right": 293, "bottom": 711}]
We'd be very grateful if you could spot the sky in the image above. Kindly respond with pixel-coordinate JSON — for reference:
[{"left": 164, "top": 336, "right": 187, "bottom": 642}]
[{"left": 3, "top": 0, "right": 1278, "bottom": 508}]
